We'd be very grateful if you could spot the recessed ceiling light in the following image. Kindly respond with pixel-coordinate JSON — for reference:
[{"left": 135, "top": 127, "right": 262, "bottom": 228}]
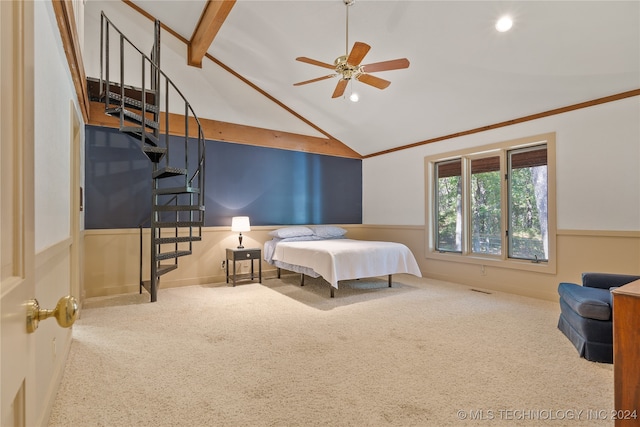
[
  {"left": 349, "top": 92, "right": 359, "bottom": 102},
  {"left": 495, "top": 16, "right": 513, "bottom": 32}
]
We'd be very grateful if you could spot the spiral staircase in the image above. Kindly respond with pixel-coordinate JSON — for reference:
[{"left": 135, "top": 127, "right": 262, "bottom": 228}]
[{"left": 91, "top": 13, "right": 206, "bottom": 302}]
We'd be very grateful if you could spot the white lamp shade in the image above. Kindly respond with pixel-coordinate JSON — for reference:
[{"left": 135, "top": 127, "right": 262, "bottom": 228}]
[{"left": 231, "top": 216, "right": 251, "bottom": 232}]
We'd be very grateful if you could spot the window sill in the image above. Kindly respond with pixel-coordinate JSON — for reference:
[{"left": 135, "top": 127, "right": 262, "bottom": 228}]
[{"left": 425, "top": 250, "right": 557, "bottom": 274}]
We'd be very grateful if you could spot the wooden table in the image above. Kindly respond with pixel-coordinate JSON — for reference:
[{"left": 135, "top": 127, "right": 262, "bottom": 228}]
[{"left": 612, "top": 279, "right": 640, "bottom": 426}]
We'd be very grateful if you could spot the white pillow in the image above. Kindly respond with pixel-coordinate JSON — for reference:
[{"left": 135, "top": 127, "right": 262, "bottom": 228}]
[
  {"left": 280, "top": 235, "right": 323, "bottom": 242},
  {"left": 269, "top": 226, "right": 314, "bottom": 238},
  {"left": 310, "top": 226, "right": 347, "bottom": 239}
]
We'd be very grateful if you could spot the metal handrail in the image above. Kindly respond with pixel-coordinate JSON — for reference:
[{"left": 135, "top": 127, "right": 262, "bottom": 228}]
[
  {"left": 100, "top": 12, "right": 206, "bottom": 191},
  {"left": 100, "top": 11, "right": 206, "bottom": 302}
]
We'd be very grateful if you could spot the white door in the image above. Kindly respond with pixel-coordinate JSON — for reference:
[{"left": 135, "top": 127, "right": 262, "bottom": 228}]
[{"left": 1, "top": 1, "right": 37, "bottom": 425}]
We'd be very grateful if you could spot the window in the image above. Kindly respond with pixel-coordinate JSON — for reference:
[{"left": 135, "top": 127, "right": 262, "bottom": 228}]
[
  {"left": 435, "top": 159, "right": 462, "bottom": 252},
  {"left": 507, "top": 146, "right": 548, "bottom": 261},
  {"left": 426, "top": 133, "right": 556, "bottom": 273},
  {"left": 471, "top": 155, "right": 502, "bottom": 256}
]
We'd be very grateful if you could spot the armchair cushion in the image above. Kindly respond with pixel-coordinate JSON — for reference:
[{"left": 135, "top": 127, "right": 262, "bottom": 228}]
[
  {"left": 582, "top": 272, "right": 640, "bottom": 289},
  {"left": 558, "top": 282, "right": 611, "bottom": 321}
]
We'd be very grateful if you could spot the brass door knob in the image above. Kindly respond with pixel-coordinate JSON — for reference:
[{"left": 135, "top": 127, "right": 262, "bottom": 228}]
[{"left": 26, "top": 295, "right": 78, "bottom": 333}]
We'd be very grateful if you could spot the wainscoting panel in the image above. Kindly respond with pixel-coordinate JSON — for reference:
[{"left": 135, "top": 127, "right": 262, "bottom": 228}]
[
  {"left": 83, "top": 226, "right": 639, "bottom": 302},
  {"left": 359, "top": 227, "right": 640, "bottom": 301}
]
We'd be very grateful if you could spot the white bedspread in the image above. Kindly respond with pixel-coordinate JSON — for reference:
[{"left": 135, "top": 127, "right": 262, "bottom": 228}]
[{"left": 271, "top": 239, "right": 421, "bottom": 289}]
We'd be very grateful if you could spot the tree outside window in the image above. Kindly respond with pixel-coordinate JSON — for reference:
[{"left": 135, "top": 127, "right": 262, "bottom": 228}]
[{"left": 508, "top": 146, "right": 548, "bottom": 261}]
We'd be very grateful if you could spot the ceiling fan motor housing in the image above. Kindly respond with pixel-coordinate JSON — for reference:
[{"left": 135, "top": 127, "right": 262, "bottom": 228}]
[{"left": 334, "top": 55, "right": 362, "bottom": 80}]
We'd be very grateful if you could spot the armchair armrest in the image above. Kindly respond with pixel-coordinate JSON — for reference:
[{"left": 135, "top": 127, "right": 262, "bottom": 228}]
[{"left": 582, "top": 272, "right": 640, "bottom": 290}]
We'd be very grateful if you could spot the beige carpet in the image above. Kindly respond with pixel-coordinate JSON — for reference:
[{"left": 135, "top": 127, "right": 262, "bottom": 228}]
[{"left": 48, "top": 275, "right": 614, "bottom": 426}]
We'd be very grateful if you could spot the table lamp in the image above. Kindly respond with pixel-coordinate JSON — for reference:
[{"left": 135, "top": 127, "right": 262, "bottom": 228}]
[{"left": 231, "top": 216, "right": 251, "bottom": 249}]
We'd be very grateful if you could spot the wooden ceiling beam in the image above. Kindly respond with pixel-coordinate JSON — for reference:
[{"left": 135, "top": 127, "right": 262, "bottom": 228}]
[
  {"left": 188, "top": 0, "right": 236, "bottom": 68},
  {"left": 87, "top": 101, "right": 361, "bottom": 159}
]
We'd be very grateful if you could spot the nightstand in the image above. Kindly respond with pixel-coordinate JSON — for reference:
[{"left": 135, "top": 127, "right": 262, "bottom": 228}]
[{"left": 226, "top": 248, "right": 262, "bottom": 286}]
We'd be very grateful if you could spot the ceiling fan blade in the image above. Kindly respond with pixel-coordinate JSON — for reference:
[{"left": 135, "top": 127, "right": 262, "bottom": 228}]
[
  {"left": 356, "top": 73, "right": 391, "bottom": 90},
  {"left": 362, "top": 58, "right": 410, "bottom": 73},
  {"left": 346, "top": 42, "right": 371, "bottom": 66},
  {"left": 296, "top": 57, "right": 336, "bottom": 70},
  {"left": 331, "top": 79, "right": 349, "bottom": 98},
  {"left": 293, "top": 74, "right": 336, "bottom": 86}
]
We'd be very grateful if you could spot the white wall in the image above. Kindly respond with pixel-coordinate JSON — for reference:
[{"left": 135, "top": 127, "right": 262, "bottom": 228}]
[
  {"left": 33, "top": 2, "right": 85, "bottom": 424},
  {"left": 34, "top": 1, "right": 84, "bottom": 251},
  {"left": 363, "top": 96, "right": 640, "bottom": 232}
]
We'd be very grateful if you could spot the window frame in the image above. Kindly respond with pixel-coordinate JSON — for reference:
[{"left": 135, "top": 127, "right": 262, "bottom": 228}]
[{"left": 425, "top": 133, "right": 557, "bottom": 274}]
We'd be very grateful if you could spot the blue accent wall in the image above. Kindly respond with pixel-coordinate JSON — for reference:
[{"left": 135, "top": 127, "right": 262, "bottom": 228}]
[{"left": 85, "top": 125, "right": 362, "bottom": 229}]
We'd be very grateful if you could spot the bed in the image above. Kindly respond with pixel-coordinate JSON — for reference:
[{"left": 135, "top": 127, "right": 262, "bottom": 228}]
[{"left": 264, "top": 226, "right": 422, "bottom": 297}]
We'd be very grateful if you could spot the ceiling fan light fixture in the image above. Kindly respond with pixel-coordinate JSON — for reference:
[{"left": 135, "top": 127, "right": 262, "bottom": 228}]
[
  {"left": 496, "top": 16, "right": 513, "bottom": 32},
  {"left": 348, "top": 79, "right": 359, "bottom": 102}
]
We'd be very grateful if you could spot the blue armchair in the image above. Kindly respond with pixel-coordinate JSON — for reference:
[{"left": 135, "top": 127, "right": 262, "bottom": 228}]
[{"left": 558, "top": 272, "right": 640, "bottom": 363}]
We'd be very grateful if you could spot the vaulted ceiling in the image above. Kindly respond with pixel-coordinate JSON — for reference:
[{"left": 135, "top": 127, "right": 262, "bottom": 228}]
[{"left": 85, "top": 0, "right": 640, "bottom": 158}]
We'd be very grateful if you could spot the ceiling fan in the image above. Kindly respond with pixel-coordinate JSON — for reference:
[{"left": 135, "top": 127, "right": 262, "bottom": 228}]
[{"left": 293, "top": 0, "right": 410, "bottom": 99}]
